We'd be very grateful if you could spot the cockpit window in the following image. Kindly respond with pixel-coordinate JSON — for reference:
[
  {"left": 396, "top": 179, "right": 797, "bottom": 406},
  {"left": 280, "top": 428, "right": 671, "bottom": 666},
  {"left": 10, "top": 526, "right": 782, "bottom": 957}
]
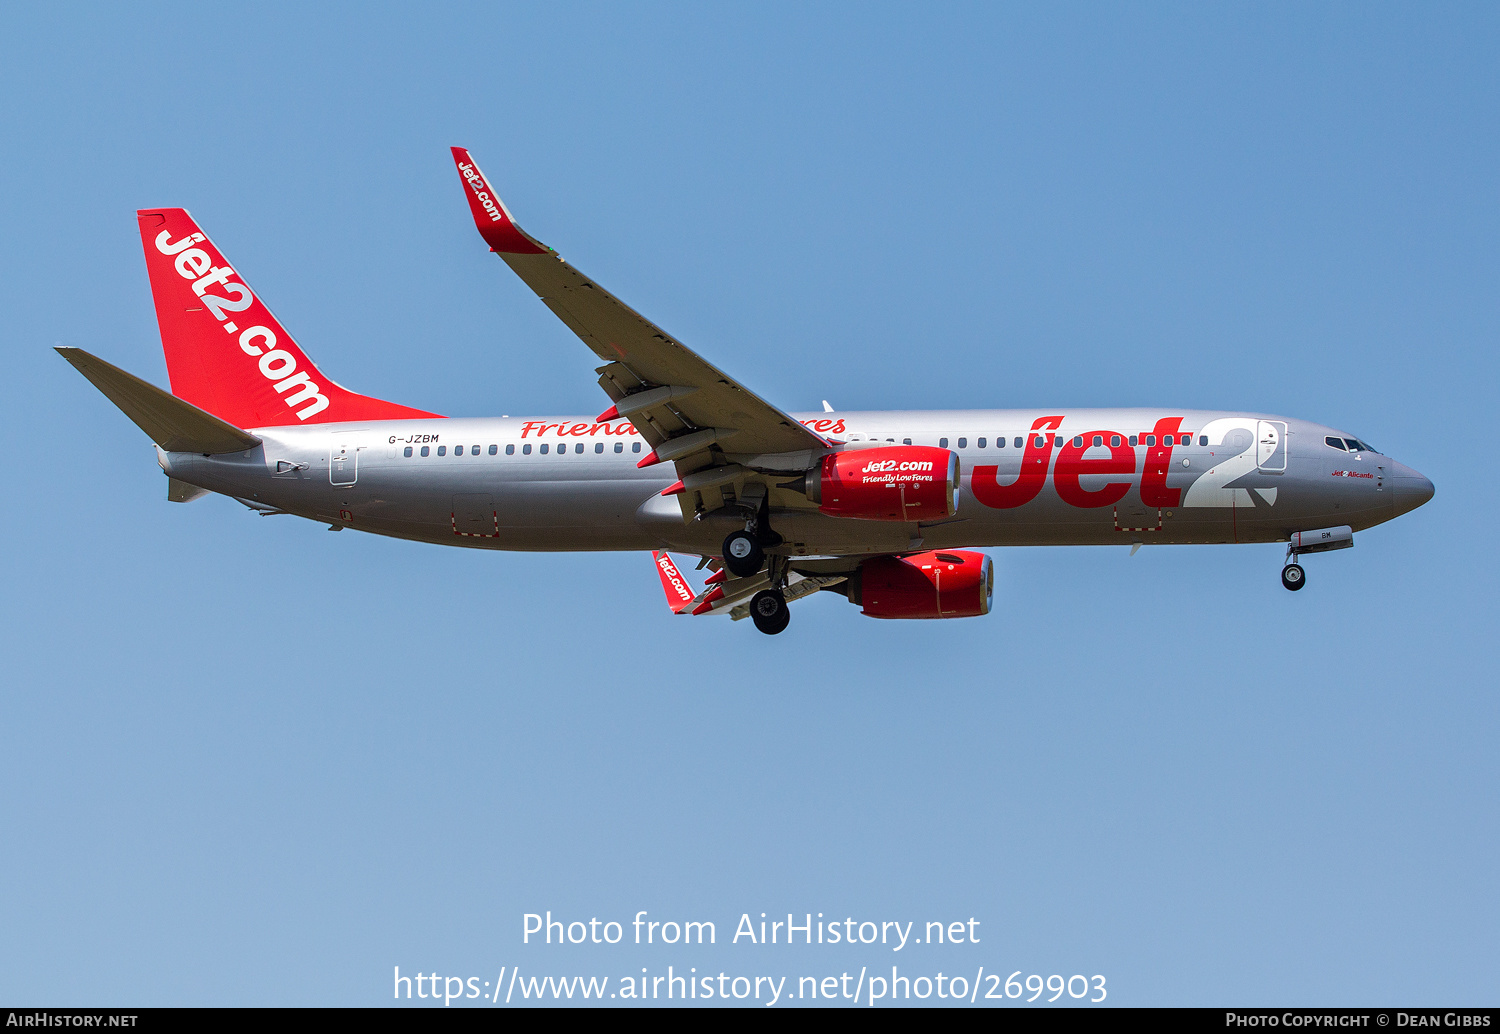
[
  {"left": 1343, "top": 438, "right": 1363, "bottom": 452},
  {"left": 1356, "top": 439, "right": 1377, "bottom": 453},
  {"left": 1325, "top": 436, "right": 1347, "bottom": 451}
]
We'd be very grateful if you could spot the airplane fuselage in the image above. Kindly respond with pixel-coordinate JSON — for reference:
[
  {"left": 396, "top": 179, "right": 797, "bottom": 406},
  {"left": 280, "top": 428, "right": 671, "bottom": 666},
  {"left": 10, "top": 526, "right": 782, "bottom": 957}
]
[{"left": 160, "top": 408, "right": 1433, "bottom": 558}]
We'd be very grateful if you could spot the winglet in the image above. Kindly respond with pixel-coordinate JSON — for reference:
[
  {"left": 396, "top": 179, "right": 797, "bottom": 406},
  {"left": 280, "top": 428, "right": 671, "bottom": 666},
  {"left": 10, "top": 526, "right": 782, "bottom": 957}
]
[
  {"left": 449, "top": 147, "right": 549, "bottom": 255},
  {"left": 652, "top": 551, "right": 697, "bottom": 614}
]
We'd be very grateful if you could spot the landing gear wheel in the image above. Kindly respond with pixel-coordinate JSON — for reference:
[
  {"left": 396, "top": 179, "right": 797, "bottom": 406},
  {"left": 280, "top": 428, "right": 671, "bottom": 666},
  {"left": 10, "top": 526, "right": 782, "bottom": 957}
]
[
  {"left": 1281, "top": 563, "right": 1306, "bottom": 591},
  {"left": 722, "top": 530, "right": 764, "bottom": 578},
  {"left": 749, "top": 589, "right": 790, "bottom": 635}
]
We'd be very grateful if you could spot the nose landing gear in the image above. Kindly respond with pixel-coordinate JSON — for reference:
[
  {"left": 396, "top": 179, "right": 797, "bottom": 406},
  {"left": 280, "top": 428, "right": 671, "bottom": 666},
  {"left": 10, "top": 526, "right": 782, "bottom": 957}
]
[
  {"left": 1281, "top": 562, "right": 1306, "bottom": 591},
  {"left": 1280, "top": 526, "right": 1354, "bottom": 590}
]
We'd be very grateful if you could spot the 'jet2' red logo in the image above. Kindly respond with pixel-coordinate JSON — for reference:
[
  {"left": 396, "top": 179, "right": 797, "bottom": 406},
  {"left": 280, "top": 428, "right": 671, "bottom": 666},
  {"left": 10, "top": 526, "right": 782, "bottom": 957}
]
[{"left": 972, "top": 416, "right": 1186, "bottom": 510}]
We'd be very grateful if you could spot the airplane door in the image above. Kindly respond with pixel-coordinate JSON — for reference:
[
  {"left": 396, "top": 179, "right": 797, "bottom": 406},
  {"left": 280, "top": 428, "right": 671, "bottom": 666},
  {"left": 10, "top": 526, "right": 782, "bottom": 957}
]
[
  {"left": 330, "top": 433, "right": 363, "bottom": 486},
  {"left": 1256, "top": 421, "right": 1287, "bottom": 473},
  {"left": 452, "top": 493, "right": 498, "bottom": 537}
]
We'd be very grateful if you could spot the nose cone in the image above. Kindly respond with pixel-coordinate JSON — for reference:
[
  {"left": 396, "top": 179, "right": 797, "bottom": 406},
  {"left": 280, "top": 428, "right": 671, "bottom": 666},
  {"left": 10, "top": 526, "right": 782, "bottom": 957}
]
[{"left": 1390, "top": 461, "right": 1435, "bottom": 516}]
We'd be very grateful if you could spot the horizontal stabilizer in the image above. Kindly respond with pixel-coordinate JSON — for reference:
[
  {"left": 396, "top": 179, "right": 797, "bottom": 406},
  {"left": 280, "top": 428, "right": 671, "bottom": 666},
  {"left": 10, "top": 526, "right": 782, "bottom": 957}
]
[
  {"left": 56, "top": 347, "right": 262, "bottom": 454},
  {"left": 168, "top": 478, "right": 209, "bottom": 503}
]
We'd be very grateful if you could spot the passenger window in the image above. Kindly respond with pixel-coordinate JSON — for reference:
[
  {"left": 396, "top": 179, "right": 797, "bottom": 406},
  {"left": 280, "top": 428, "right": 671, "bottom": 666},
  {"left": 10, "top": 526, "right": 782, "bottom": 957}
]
[
  {"left": 903, "top": 438, "right": 912, "bottom": 445},
  {"left": 1111, "top": 435, "right": 1121, "bottom": 447},
  {"left": 1199, "top": 435, "right": 1207, "bottom": 446},
  {"left": 522, "top": 444, "right": 532, "bottom": 455},
  {"left": 576, "top": 443, "right": 584, "bottom": 454},
  {"left": 1163, "top": 435, "right": 1174, "bottom": 446},
  {"left": 939, "top": 437, "right": 948, "bottom": 448},
  {"left": 420, "top": 446, "right": 430, "bottom": 457},
  {"left": 1054, "top": 436, "right": 1064, "bottom": 448},
  {"left": 505, "top": 444, "right": 514, "bottom": 455},
  {"left": 1074, "top": 436, "right": 1084, "bottom": 448},
  {"left": 403, "top": 446, "right": 413, "bottom": 457},
  {"left": 1092, "top": 435, "right": 1103, "bottom": 448},
  {"left": 595, "top": 442, "right": 603, "bottom": 454},
  {"left": 1033, "top": 436, "right": 1045, "bottom": 448},
  {"left": 1014, "top": 437, "right": 1023, "bottom": 449},
  {"left": 977, "top": 437, "right": 986, "bottom": 448},
  {"left": 1128, "top": 435, "right": 1137, "bottom": 446},
  {"left": 437, "top": 446, "right": 447, "bottom": 456},
  {"left": 489, "top": 444, "right": 498, "bottom": 455},
  {"left": 958, "top": 437, "right": 967, "bottom": 448},
  {"left": 539, "top": 444, "right": 549, "bottom": 454},
  {"left": 1146, "top": 435, "right": 1155, "bottom": 446},
  {"left": 1343, "top": 438, "right": 1362, "bottom": 452},
  {"left": 1325, "top": 436, "right": 1347, "bottom": 451},
  {"left": 614, "top": 442, "right": 623, "bottom": 453},
  {"left": 632, "top": 442, "right": 642, "bottom": 453}
]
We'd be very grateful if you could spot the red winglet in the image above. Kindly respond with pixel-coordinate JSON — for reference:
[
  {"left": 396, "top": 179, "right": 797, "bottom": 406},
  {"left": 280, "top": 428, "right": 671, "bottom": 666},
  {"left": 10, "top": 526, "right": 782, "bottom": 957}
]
[
  {"left": 596, "top": 404, "right": 620, "bottom": 423},
  {"left": 703, "top": 569, "right": 726, "bottom": 585},
  {"left": 449, "top": 147, "right": 549, "bottom": 255},
  {"left": 652, "top": 551, "right": 696, "bottom": 614},
  {"left": 636, "top": 449, "right": 661, "bottom": 469},
  {"left": 690, "top": 586, "right": 725, "bottom": 615},
  {"left": 661, "top": 480, "right": 685, "bottom": 497}
]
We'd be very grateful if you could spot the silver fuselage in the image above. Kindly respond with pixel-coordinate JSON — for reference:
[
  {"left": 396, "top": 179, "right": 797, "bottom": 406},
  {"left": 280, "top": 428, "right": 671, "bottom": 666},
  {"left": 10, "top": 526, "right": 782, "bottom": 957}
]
[{"left": 160, "top": 408, "right": 1432, "bottom": 557}]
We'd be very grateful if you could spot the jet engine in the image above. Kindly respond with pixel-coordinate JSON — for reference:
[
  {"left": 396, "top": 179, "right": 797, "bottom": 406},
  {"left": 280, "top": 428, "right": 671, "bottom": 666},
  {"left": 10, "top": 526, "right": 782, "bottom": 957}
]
[
  {"left": 788, "top": 446, "right": 958, "bottom": 522},
  {"left": 847, "top": 550, "right": 993, "bottom": 619}
]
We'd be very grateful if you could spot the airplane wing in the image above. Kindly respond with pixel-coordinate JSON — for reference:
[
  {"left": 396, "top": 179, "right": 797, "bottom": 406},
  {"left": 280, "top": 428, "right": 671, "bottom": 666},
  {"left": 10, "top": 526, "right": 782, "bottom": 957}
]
[{"left": 450, "top": 148, "right": 829, "bottom": 497}]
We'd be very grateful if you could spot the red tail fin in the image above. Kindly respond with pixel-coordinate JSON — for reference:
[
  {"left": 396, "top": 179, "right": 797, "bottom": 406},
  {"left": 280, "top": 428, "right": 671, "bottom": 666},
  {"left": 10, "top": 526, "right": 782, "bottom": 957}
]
[{"left": 137, "top": 209, "right": 440, "bottom": 428}]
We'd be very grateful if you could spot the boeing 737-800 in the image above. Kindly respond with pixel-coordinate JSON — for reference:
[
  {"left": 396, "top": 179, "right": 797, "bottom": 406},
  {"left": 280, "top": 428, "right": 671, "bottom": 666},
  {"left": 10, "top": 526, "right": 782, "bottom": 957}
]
[{"left": 59, "top": 146, "right": 1434, "bottom": 634}]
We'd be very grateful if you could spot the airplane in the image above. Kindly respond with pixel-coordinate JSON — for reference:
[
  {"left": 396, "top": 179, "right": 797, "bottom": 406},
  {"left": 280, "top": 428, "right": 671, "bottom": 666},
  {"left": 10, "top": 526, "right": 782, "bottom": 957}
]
[{"left": 58, "top": 146, "right": 1434, "bottom": 635}]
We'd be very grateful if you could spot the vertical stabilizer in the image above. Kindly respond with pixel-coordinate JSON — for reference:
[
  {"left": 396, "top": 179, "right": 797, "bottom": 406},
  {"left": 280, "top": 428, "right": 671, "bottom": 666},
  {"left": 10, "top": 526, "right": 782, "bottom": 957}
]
[{"left": 137, "top": 209, "right": 440, "bottom": 428}]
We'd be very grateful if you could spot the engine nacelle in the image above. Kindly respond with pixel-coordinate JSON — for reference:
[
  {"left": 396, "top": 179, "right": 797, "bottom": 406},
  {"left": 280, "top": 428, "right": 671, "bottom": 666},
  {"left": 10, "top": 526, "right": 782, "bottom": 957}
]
[
  {"left": 851, "top": 550, "right": 993, "bottom": 619},
  {"left": 800, "top": 446, "right": 958, "bottom": 522}
]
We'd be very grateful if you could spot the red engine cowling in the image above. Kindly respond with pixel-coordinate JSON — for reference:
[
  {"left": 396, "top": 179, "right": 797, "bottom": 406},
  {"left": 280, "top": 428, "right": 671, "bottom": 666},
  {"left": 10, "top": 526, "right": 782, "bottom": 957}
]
[
  {"left": 805, "top": 446, "right": 959, "bottom": 521},
  {"left": 854, "top": 550, "right": 993, "bottom": 619}
]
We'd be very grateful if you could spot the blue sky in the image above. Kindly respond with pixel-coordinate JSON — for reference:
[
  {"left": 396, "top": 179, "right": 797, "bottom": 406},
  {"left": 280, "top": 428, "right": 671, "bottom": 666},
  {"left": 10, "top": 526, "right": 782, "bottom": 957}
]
[{"left": 1, "top": 2, "right": 1495, "bottom": 1006}]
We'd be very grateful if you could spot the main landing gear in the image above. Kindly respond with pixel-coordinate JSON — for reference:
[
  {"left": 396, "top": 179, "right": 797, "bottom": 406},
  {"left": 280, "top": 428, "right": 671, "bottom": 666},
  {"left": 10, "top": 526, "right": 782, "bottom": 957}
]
[
  {"left": 749, "top": 589, "right": 790, "bottom": 635},
  {"left": 722, "top": 529, "right": 764, "bottom": 578},
  {"left": 1281, "top": 562, "right": 1306, "bottom": 591},
  {"left": 722, "top": 498, "right": 790, "bottom": 634}
]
